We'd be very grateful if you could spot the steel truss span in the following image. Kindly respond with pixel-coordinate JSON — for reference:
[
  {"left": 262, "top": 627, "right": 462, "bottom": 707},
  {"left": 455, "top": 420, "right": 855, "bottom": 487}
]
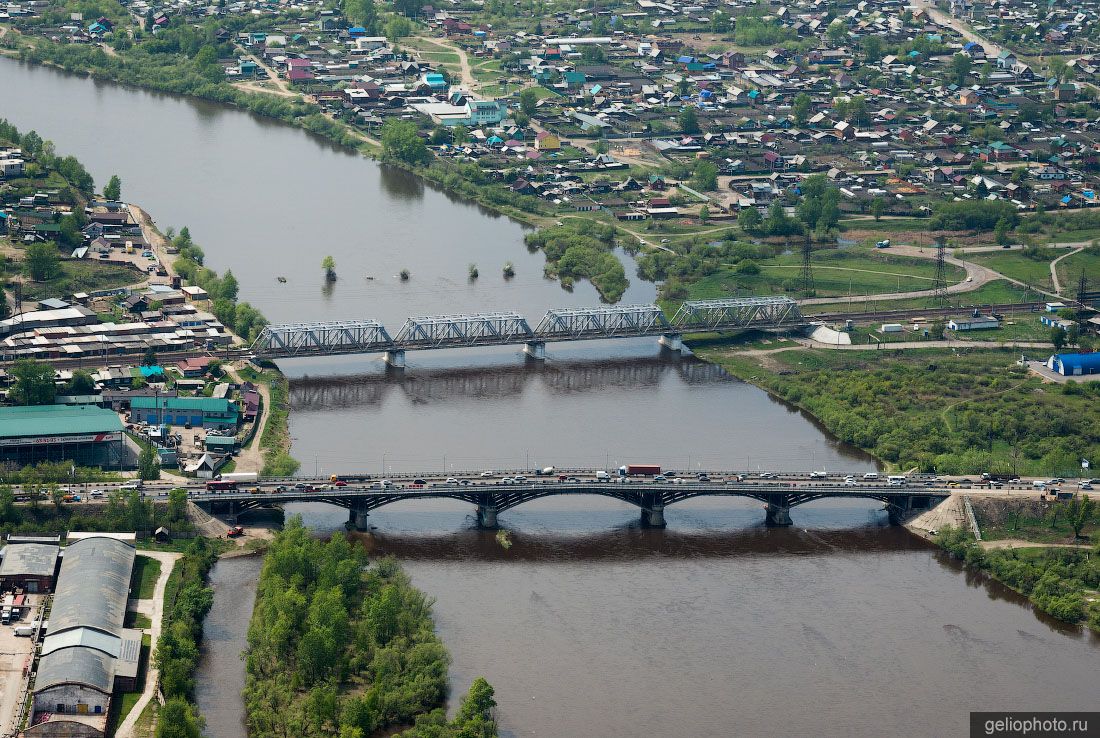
[{"left": 250, "top": 297, "right": 804, "bottom": 359}]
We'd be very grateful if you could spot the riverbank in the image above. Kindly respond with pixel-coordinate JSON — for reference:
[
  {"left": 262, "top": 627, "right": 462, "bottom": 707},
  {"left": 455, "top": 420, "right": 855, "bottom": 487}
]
[
  {"left": 242, "top": 517, "right": 498, "bottom": 738},
  {"left": 693, "top": 341, "right": 1100, "bottom": 477},
  {"left": 935, "top": 524, "right": 1100, "bottom": 633}
]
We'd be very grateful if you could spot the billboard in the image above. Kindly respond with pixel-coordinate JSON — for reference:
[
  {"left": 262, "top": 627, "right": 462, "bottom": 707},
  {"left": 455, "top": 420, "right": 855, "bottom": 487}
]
[{"left": 0, "top": 432, "right": 122, "bottom": 448}]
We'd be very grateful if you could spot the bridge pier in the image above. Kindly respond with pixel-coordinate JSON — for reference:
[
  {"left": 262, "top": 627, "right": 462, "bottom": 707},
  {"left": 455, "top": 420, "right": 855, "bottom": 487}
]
[
  {"left": 640, "top": 504, "right": 666, "bottom": 528},
  {"left": 477, "top": 504, "right": 499, "bottom": 529},
  {"left": 658, "top": 333, "right": 683, "bottom": 351},
  {"left": 383, "top": 349, "right": 406, "bottom": 369},
  {"left": 348, "top": 502, "right": 370, "bottom": 531},
  {"left": 886, "top": 495, "right": 929, "bottom": 525},
  {"left": 225, "top": 501, "right": 239, "bottom": 526},
  {"left": 765, "top": 500, "right": 792, "bottom": 527},
  {"left": 523, "top": 341, "right": 546, "bottom": 360}
]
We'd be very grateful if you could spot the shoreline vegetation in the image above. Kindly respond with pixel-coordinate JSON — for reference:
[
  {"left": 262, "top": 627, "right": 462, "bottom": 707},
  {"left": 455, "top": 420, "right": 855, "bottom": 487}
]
[
  {"left": 244, "top": 518, "right": 498, "bottom": 738},
  {"left": 696, "top": 343, "right": 1100, "bottom": 477},
  {"left": 154, "top": 536, "right": 229, "bottom": 737},
  {"left": 936, "top": 525, "right": 1100, "bottom": 634}
]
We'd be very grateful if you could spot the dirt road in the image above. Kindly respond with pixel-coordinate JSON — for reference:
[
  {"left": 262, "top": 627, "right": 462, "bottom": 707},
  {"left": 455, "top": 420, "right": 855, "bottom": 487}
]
[
  {"left": 1049, "top": 246, "right": 1084, "bottom": 294},
  {"left": 225, "top": 365, "right": 272, "bottom": 474}
]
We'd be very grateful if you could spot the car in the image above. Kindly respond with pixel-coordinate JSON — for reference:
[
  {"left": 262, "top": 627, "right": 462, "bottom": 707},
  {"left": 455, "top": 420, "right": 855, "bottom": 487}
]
[
  {"left": 844, "top": 478, "right": 857, "bottom": 487},
  {"left": 654, "top": 475, "right": 667, "bottom": 482},
  {"left": 413, "top": 479, "right": 427, "bottom": 485},
  {"left": 480, "top": 471, "right": 494, "bottom": 477},
  {"left": 446, "top": 477, "right": 459, "bottom": 484},
  {"left": 809, "top": 471, "right": 827, "bottom": 479},
  {"left": 947, "top": 481, "right": 960, "bottom": 488},
  {"left": 333, "top": 481, "right": 347, "bottom": 487},
  {"left": 1080, "top": 482, "right": 1094, "bottom": 490},
  {"left": 565, "top": 476, "right": 580, "bottom": 483},
  {"left": 759, "top": 472, "right": 777, "bottom": 479},
  {"left": 698, "top": 475, "right": 711, "bottom": 482},
  {"left": 499, "top": 477, "right": 515, "bottom": 484},
  {"left": 863, "top": 473, "right": 879, "bottom": 480},
  {"left": 294, "top": 483, "right": 308, "bottom": 490},
  {"left": 1050, "top": 478, "right": 1065, "bottom": 485},
  {"left": 513, "top": 475, "right": 527, "bottom": 483},
  {"left": 671, "top": 478, "right": 684, "bottom": 484},
  {"left": 459, "top": 479, "right": 470, "bottom": 486}
]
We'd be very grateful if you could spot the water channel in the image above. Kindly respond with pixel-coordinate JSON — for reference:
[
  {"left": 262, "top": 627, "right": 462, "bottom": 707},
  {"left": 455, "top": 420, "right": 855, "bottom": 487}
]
[{"left": 4, "top": 57, "right": 1098, "bottom": 738}]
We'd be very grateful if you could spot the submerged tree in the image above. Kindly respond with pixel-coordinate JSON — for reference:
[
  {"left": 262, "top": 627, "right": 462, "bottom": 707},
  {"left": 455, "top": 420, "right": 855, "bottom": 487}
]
[{"left": 322, "top": 255, "right": 337, "bottom": 282}]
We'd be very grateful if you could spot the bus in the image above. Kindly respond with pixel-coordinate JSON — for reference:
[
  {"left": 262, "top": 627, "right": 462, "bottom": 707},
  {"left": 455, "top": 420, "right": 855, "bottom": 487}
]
[
  {"left": 205, "top": 480, "right": 238, "bottom": 492},
  {"left": 887, "top": 475, "right": 908, "bottom": 487}
]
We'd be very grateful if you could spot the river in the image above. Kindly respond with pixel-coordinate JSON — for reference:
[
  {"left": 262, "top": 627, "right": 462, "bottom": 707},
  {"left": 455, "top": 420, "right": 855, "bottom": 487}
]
[{"left": 4, "top": 57, "right": 1098, "bottom": 738}]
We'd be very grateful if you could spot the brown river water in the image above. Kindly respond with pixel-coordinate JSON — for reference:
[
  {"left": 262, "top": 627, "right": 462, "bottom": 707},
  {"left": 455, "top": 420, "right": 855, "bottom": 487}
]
[{"left": 3, "top": 57, "right": 1097, "bottom": 738}]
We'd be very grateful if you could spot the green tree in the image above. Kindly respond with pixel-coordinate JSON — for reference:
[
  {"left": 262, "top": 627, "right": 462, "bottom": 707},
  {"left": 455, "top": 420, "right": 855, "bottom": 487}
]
[
  {"left": 66, "top": 370, "right": 96, "bottom": 395},
  {"left": 994, "top": 217, "right": 1010, "bottom": 245},
  {"left": 103, "top": 174, "right": 122, "bottom": 201},
  {"left": 343, "top": 0, "right": 378, "bottom": 32},
  {"left": 219, "top": 269, "right": 239, "bottom": 301},
  {"left": 156, "top": 698, "right": 204, "bottom": 738},
  {"left": 10, "top": 359, "right": 56, "bottom": 405},
  {"left": 826, "top": 22, "right": 847, "bottom": 46},
  {"left": 455, "top": 676, "right": 496, "bottom": 725},
  {"left": 792, "top": 93, "right": 812, "bottom": 125},
  {"left": 23, "top": 242, "right": 62, "bottom": 281},
  {"left": 138, "top": 445, "right": 161, "bottom": 481},
  {"left": 322, "top": 255, "right": 337, "bottom": 281},
  {"left": 519, "top": 87, "right": 539, "bottom": 118},
  {"left": 380, "top": 120, "right": 430, "bottom": 165},
  {"left": 862, "top": 35, "right": 884, "bottom": 63},
  {"left": 739, "top": 206, "right": 763, "bottom": 235},
  {"left": 385, "top": 16, "right": 412, "bottom": 41},
  {"left": 1051, "top": 327, "right": 1067, "bottom": 351},
  {"left": 950, "top": 53, "right": 972, "bottom": 86},
  {"left": 678, "top": 106, "right": 700, "bottom": 134},
  {"left": 1067, "top": 495, "right": 1094, "bottom": 539},
  {"left": 452, "top": 125, "right": 470, "bottom": 145},
  {"left": 168, "top": 487, "right": 188, "bottom": 522},
  {"left": 698, "top": 205, "right": 710, "bottom": 223},
  {"left": 870, "top": 197, "right": 885, "bottom": 221},
  {"left": 691, "top": 160, "right": 718, "bottom": 191}
]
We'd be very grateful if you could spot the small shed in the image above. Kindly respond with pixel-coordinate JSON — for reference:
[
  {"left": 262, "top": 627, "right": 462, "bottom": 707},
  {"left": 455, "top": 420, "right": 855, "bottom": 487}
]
[{"left": 948, "top": 316, "right": 1000, "bottom": 331}]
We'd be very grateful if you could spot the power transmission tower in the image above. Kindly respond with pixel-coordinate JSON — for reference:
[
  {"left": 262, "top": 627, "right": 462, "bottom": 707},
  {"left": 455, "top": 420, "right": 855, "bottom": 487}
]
[
  {"left": 1077, "top": 272, "right": 1089, "bottom": 308},
  {"left": 932, "top": 236, "right": 948, "bottom": 305},
  {"left": 798, "top": 237, "right": 815, "bottom": 297}
]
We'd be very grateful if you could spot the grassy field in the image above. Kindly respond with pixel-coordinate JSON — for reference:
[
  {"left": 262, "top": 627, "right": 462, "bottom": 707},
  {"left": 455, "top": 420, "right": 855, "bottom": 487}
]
[
  {"left": 130, "top": 555, "right": 161, "bottom": 599},
  {"left": 967, "top": 251, "right": 1057, "bottom": 290},
  {"left": 16, "top": 259, "right": 141, "bottom": 301},
  {"left": 1055, "top": 248, "right": 1100, "bottom": 291},
  {"left": 125, "top": 611, "right": 153, "bottom": 629},
  {"left": 973, "top": 497, "right": 1100, "bottom": 544},
  {"left": 688, "top": 247, "right": 966, "bottom": 300},
  {"left": 839, "top": 217, "right": 933, "bottom": 233},
  {"left": 801, "top": 280, "right": 1042, "bottom": 315}
]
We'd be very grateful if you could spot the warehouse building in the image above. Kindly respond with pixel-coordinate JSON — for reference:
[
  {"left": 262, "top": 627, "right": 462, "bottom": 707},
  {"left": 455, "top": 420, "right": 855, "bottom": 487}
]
[
  {"left": 27, "top": 536, "right": 140, "bottom": 738},
  {"left": 0, "top": 542, "right": 60, "bottom": 593},
  {"left": 1047, "top": 352, "right": 1100, "bottom": 377},
  {"left": 0, "top": 405, "right": 125, "bottom": 468},
  {"left": 129, "top": 395, "right": 239, "bottom": 429},
  {"left": 948, "top": 315, "right": 1001, "bottom": 331}
]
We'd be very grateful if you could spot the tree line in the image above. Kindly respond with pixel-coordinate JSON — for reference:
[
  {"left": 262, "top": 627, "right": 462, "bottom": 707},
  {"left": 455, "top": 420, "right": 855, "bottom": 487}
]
[{"left": 244, "top": 517, "right": 498, "bottom": 737}]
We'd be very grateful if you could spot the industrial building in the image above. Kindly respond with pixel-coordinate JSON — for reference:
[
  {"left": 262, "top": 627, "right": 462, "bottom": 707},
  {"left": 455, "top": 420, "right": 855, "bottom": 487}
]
[
  {"left": 129, "top": 395, "right": 239, "bottom": 428},
  {"left": 27, "top": 536, "right": 139, "bottom": 738},
  {"left": 948, "top": 315, "right": 1001, "bottom": 331},
  {"left": 1047, "top": 353, "right": 1100, "bottom": 377},
  {"left": 0, "top": 405, "right": 125, "bottom": 468},
  {"left": 0, "top": 542, "right": 60, "bottom": 593}
]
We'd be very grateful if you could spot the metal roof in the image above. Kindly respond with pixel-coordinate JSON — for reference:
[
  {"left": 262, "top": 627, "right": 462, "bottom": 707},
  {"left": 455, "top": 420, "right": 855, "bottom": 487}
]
[
  {"left": 49, "top": 537, "right": 134, "bottom": 638},
  {"left": 34, "top": 646, "right": 115, "bottom": 694},
  {"left": 0, "top": 405, "right": 123, "bottom": 439},
  {"left": 0, "top": 543, "right": 58, "bottom": 578},
  {"left": 41, "top": 627, "right": 121, "bottom": 658},
  {"left": 130, "top": 396, "right": 236, "bottom": 412}
]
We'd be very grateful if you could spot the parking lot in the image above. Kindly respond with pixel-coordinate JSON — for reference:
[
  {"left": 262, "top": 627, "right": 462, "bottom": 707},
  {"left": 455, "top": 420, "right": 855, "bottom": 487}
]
[{"left": 0, "top": 595, "right": 41, "bottom": 738}]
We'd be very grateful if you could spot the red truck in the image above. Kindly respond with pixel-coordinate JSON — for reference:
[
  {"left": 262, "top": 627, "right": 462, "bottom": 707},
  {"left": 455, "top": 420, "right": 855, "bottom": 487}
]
[{"left": 619, "top": 464, "right": 661, "bottom": 477}]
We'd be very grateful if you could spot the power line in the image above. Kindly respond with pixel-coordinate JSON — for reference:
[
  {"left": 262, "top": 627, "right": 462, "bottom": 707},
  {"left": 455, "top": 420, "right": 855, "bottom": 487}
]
[
  {"left": 932, "top": 235, "right": 948, "bottom": 306},
  {"left": 798, "top": 236, "right": 815, "bottom": 297}
]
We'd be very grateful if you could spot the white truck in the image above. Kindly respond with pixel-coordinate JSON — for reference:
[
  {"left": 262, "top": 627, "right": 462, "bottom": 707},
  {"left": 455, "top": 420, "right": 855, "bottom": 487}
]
[
  {"left": 217, "top": 472, "right": 260, "bottom": 484},
  {"left": 595, "top": 470, "right": 611, "bottom": 481}
]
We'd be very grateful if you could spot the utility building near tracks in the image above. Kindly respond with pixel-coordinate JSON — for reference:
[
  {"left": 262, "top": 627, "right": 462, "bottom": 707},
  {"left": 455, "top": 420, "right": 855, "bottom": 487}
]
[
  {"left": 0, "top": 405, "right": 125, "bottom": 469},
  {"left": 27, "top": 536, "right": 139, "bottom": 738}
]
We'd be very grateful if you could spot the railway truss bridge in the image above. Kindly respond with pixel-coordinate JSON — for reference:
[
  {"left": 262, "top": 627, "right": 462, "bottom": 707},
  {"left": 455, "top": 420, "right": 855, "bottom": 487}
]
[
  {"left": 190, "top": 479, "right": 948, "bottom": 530},
  {"left": 249, "top": 297, "right": 805, "bottom": 366}
]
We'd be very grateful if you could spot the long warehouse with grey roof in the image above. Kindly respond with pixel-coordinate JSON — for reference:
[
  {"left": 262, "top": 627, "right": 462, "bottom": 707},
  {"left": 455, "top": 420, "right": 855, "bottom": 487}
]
[{"left": 27, "top": 536, "right": 139, "bottom": 738}]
